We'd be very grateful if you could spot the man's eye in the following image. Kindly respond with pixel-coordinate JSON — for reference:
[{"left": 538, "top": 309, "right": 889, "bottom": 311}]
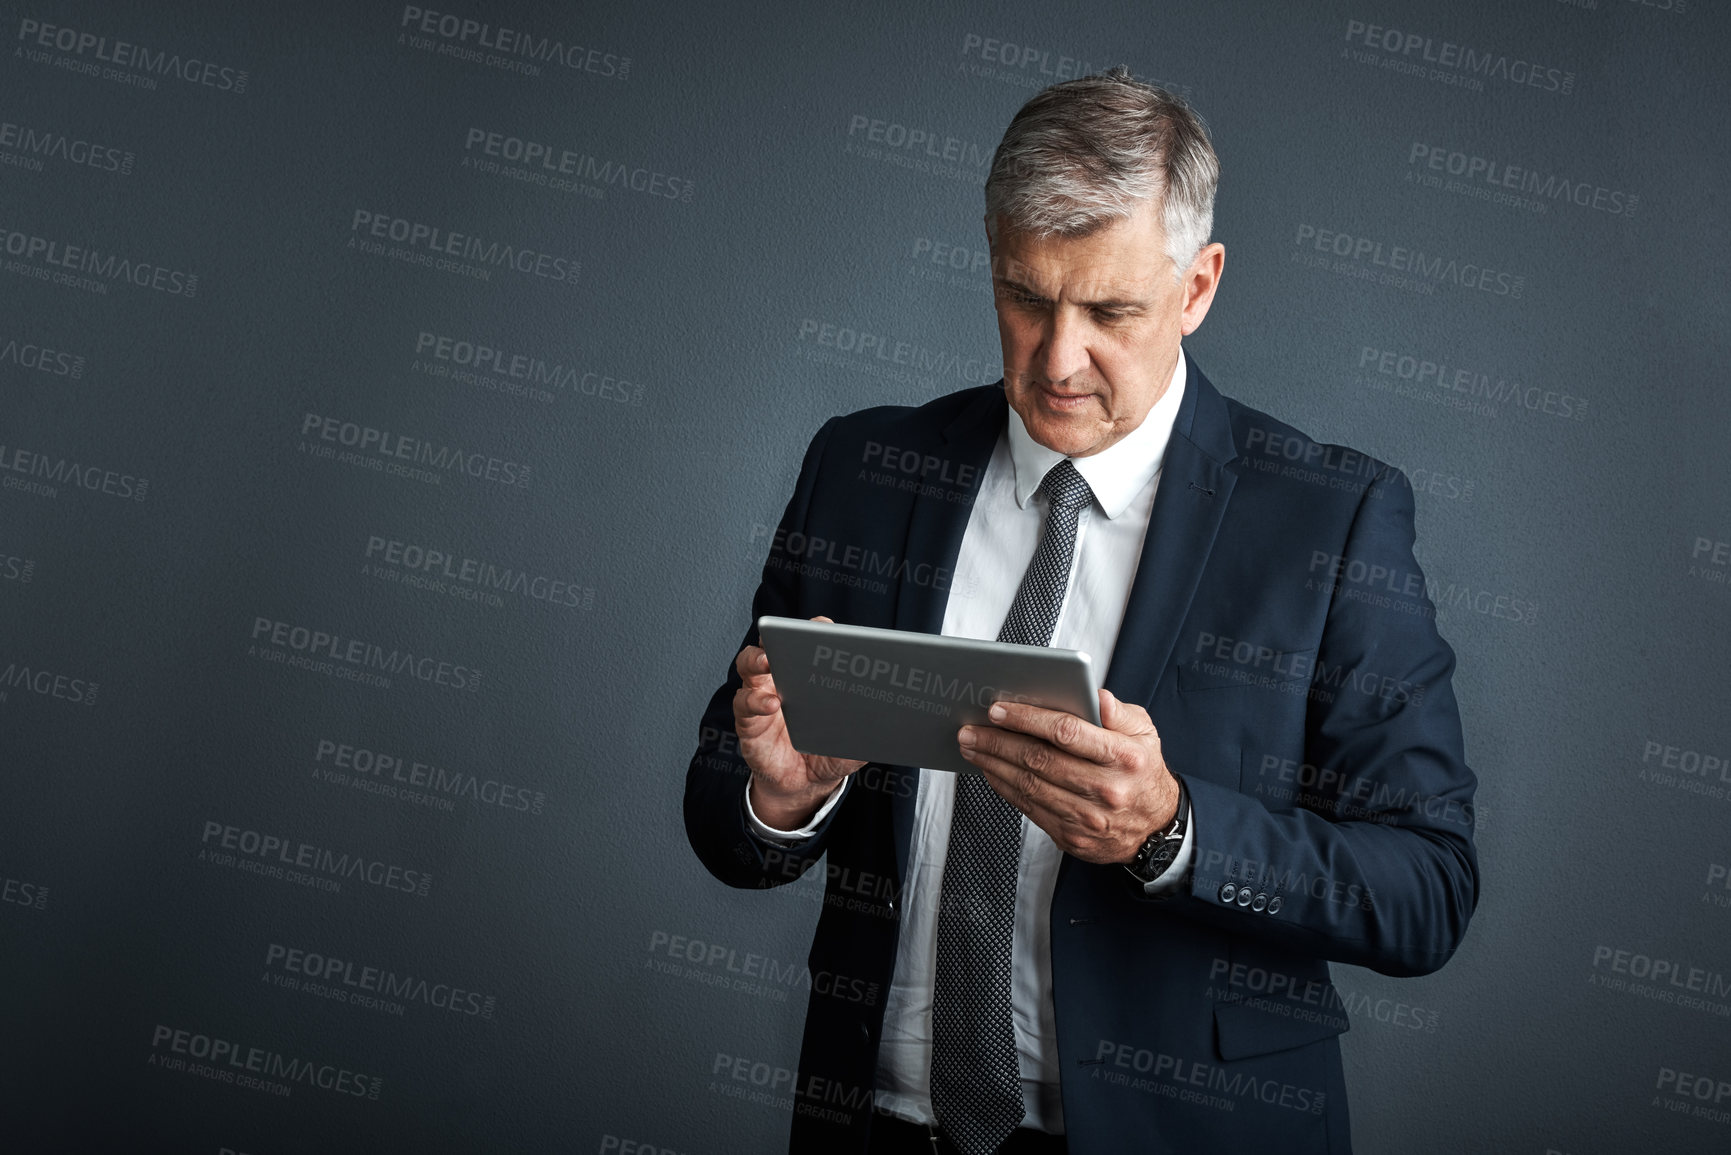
[{"left": 1093, "top": 309, "right": 1124, "bottom": 322}]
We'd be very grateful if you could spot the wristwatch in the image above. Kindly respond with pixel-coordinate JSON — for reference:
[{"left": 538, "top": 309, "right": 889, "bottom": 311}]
[{"left": 1123, "top": 777, "right": 1190, "bottom": 884}]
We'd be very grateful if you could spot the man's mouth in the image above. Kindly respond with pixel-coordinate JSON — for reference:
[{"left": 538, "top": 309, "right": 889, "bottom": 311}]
[{"left": 1038, "top": 386, "right": 1093, "bottom": 411}]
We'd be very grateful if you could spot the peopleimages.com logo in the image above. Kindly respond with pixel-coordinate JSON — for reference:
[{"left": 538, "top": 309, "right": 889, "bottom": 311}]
[
  {"left": 0, "top": 223, "right": 196, "bottom": 296},
  {"left": 200, "top": 820, "right": 434, "bottom": 898},
  {"left": 148, "top": 1023, "right": 381, "bottom": 1100},
  {"left": 397, "top": 6, "right": 629, "bottom": 79},
  {"left": 249, "top": 615, "right": 483, "bottom": 693},
  {"left": 0, "top": 115, "right": 134, "bottom": 176},
  {"left": 1293, "top": 223, "right": 1524, "bottom": 297},
  {"left": 348, "top": 209, "right": 579, "bottom": 286},
  {"left": 1341, "top": 18, "right": 1574, "bottom": 95},
  {"left": 15, "top": 17, "right": 250, "bottom": 93}
]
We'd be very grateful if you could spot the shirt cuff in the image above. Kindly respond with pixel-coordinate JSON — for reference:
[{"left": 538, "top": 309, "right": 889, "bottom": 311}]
[
  {"left": 743, "top": 772, "right": 850, "bottom": 846},
  {"left": 1139, "top": 795, "right": 1196, "bottom": 896}
]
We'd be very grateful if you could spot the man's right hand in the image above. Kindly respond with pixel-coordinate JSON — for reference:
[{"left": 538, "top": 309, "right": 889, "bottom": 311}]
[{"left": 733, "top": 615, "right": 866, "bottom": 831}]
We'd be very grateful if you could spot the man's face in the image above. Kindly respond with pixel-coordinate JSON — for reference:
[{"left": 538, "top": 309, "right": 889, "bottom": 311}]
[{"left": 987, "top": 199, "right": 1223, "bottom": 458}]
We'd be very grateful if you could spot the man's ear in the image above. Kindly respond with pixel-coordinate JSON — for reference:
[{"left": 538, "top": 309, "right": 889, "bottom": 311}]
[{"left": 1180, "top": 242, "right": 1225, "bottom": 336}]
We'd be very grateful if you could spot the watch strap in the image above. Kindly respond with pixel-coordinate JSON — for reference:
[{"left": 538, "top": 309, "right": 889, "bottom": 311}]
[{"left": 1124, "top": 776, "right": 1190, "bottom": 884}]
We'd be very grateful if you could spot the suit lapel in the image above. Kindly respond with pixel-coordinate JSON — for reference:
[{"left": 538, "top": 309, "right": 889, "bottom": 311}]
[
  {"left": 1054, "top": 356, "right": 1241, "bottom": 909},
  {"left": 887, "top": 386, "right": 1005, "bottom": 884},
  {"left": 891, "top": 387, "right": 1005, "bottom": 634},
  {"left": 1100, "top": 356, "right": 1241, "bottom": 712}
]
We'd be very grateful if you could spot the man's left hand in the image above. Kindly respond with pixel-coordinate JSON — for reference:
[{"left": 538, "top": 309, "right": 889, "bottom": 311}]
[{"left": 957, "top": 688, "right": 1179, "bottom": 865}]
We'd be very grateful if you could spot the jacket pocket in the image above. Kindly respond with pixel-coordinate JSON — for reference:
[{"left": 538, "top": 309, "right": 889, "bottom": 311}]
[{"left": 1212, "top": 992, "right": 1351, "bottom": 1061}]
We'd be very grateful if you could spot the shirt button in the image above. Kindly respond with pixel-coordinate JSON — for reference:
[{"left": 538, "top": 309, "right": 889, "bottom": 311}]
[
  {"left": 1267, "top": 896, "right": 1283, "bottom": 915},
  {"left": 1251, "top": 892, "right": 1268, "bottom": 912},
  {"left": 1235, "top": 888, "right": 1253, "bottom": 907},
  {"left": 1218, "top": 883, "right": 1237, "bottom": 904}
]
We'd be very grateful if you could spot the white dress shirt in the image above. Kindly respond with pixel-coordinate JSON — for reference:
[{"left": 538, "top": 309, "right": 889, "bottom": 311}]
[{"left": 746, "top": 348, "right": 1196, "bottom": 1133}]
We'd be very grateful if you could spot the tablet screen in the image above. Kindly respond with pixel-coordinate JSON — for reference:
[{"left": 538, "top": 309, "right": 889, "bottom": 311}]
[{"left": 757, "top": 615, "right": 1100, "bottom": 774}]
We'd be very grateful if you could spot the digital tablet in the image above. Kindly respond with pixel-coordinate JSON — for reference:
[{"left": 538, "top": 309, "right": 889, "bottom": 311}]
[{"left": 756, "top": 615, "right": 1101, "bottom": 774}]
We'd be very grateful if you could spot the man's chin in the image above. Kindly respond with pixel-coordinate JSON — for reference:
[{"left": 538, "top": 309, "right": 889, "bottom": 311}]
[{"left": 1023, "top": 412, "right": 1102, "bottom": 456}]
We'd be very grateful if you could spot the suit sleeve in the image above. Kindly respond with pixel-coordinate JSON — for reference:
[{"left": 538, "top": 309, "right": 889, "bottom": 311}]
[
  {"left": 1152, "top": 465, "right": 1480, "bottom": 977},
  {"left": 683, "top": 415, "right": 852, "bottom": 890}
]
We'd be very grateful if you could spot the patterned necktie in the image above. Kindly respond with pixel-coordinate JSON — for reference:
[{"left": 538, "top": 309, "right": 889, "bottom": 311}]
[{"left": 930, "top": 457, "right": 1094, "bottom": 1155}]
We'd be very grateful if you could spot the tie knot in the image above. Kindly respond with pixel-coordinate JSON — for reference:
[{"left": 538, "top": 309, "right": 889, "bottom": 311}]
[{"left": 1038, "top": 458, "right": 1093, "bottom": 516}]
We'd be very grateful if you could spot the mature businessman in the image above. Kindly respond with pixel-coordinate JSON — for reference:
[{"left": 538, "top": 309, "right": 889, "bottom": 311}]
[{"left": 685, "top": 68, "right": 1478, "bottom": 1155}]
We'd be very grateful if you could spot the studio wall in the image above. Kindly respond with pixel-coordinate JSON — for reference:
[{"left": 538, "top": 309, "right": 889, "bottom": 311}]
[{"left": 2, "top": 2, "right": 1727, "bottom": 1152}]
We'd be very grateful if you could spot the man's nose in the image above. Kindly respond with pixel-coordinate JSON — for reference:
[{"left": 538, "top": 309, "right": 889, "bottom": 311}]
[{"left": 1039, "top": 307, "right": 1091, "bottom": 384}]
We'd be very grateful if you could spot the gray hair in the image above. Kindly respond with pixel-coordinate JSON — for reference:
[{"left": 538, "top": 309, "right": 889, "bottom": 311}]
[{"left": 985, "top": 66, "right": 1219, "bottom": 277}]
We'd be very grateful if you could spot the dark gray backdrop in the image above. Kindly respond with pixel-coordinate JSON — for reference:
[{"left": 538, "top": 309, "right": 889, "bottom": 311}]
[{"left": 3, "top": 1, "right": 1727, "bottom": 1152}]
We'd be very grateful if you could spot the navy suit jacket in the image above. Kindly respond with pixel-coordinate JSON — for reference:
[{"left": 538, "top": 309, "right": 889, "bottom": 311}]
[{"left": 684, "top": 357, "right": 1479, "bottom": 1154}]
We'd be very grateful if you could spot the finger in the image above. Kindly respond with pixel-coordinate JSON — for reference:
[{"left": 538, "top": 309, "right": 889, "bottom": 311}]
[
  {"left": 732, "top": 669, "right": 782, "bottom": 718},
  {"left": 979, "top": 700, "right": 1119, "bottom": 767},
  {"left": 965, "top": 742, "right": 1095, "bottom": 835},
  {"left": 967, "top": 748, "right": 1132, "bottom": 859},
  {"left": 734, "top": 645, "right": 775, "bottom": 688},
  {"left": 964, "top": 726, "right": 1109, "bottom": 804},
  {"left": 1098, "top": 687, "right": 1155, "bottom": 737},
  {"left": 734, "top": 700, "right": 785, "bottom": 740}
]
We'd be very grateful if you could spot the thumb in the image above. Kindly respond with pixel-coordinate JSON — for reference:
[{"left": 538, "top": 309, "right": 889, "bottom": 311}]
[{"left": 1099, "top": 687, "right": 1151, "bottom": 736}]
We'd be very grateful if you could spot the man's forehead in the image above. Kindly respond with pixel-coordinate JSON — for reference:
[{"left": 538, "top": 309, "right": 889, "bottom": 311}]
[
  {"left": 993, "top": 248, "right": 1165, "bottom": 301},
  {"left": 990, "top": 208, "right": 1170, "bottom": 298}
]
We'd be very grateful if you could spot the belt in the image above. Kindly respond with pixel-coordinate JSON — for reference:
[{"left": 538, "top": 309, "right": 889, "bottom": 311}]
[{"left": 867, "top": 1111, "right": 1068, "bottom": 1155}]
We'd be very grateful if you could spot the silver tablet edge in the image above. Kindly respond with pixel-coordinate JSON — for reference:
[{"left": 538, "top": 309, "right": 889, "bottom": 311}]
[{"left": 756, "top": 614, "right": 1102, "bottom": 727}]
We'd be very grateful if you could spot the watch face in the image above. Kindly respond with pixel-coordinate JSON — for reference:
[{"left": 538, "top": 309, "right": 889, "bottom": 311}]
[{"left": 1140, "top": 841, "right": 1177, "bottom": 876}]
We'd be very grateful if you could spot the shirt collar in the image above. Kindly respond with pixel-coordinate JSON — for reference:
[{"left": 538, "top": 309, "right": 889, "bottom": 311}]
[{"left": 1006, "top": 345, "right": 1188, "bottom": 520}]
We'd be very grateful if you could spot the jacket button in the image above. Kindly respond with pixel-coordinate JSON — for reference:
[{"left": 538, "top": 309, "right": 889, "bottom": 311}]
[
  {"left": 1218, "top": 883, "right": 1237, "bottom": 904},
  {"left": 1251, "top": 892, "right": 1268, "bottom": 912},
  {"left": 1266, "top": 896, "right": 1283, "bottom": 915},
  {"left": 1235, "top": 888, "right": 1253, "bottom": 907}
]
